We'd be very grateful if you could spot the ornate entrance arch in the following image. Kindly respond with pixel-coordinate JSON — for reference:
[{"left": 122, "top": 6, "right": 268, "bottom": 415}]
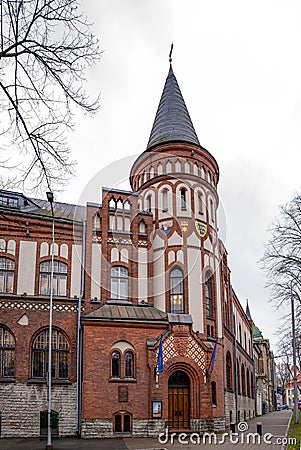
[{"left": 168, "top": 370, "right": 190, "bottom": 429}]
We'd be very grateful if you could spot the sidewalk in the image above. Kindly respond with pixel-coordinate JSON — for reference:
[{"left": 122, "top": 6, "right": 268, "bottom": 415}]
[{"left": 0, "top": 410, "right": 293, "bottom": 450}]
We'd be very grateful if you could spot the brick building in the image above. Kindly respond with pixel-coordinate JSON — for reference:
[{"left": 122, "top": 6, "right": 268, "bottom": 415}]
[{"left": 0, "top": 63, "right": 255, "bottom": 437}]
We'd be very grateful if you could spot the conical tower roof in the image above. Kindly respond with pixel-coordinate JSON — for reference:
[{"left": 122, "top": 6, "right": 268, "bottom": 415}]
[{"left": 146, "top": 65, "right": 200, "bottom": 150}]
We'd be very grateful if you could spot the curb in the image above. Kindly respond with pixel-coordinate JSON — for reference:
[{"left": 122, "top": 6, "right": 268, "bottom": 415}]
[{"left": 281, "top": 410, "right": 293, "bottom": 450}]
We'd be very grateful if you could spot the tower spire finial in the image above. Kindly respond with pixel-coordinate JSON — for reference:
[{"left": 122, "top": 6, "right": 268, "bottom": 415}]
[{"left": 169, "top": 43, "right": 174, "bottom": 63}]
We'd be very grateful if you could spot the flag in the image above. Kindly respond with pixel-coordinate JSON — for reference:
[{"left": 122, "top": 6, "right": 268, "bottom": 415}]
[
  {"left": 209, "top": 339, "right": 218, "bottom": 374},
  {"left": 157, "top": 336, "right": 164, "bottom": 373}
]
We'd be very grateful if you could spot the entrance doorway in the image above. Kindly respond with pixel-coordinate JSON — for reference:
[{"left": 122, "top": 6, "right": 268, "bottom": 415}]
[
  {"left": 40, "top": 410, "right": 59, "bottom": 437},
  {"left": 168, "top": 370, "right": 190, "bottom": 429}
]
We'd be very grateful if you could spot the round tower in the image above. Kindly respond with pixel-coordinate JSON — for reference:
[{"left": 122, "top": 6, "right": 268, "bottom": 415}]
[{"left": 130, "top": 64, "right": 223, "bottom": 339}]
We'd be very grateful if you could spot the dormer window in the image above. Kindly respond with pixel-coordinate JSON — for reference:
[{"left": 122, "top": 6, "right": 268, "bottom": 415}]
[{"left": 0, "top": 196, "right": 18, "bottom": 208}]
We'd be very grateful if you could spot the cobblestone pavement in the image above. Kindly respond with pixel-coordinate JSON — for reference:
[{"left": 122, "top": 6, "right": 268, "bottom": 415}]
[{"left": 0, "top": 410, "right": 293, "bottom": 450}]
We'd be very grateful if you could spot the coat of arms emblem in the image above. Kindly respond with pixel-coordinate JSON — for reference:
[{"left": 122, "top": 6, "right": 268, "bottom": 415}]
[{"left": 195, "top": 220, "right": 207, "bottom": 237}]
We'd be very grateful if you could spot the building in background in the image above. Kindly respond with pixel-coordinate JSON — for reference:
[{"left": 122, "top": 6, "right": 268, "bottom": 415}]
[
  {"left": 0, "top": 62, "right": 262, "bottom": 438},
  {"left": 253, "top": 325, "right": 276, "bottom": 414}
]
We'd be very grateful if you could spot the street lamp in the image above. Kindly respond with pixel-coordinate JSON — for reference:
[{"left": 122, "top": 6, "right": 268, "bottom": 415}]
[
  {"left": 46, "top": 191, "right": 54, "bottom": 450},
  {"left": 291, "top": 283, "right": 299, "bottom": 425}
]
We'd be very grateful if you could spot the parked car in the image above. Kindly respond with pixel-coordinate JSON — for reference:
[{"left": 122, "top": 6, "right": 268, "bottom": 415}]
[{"left": 278, "top": 404, "right": 289, "bottom": 410}]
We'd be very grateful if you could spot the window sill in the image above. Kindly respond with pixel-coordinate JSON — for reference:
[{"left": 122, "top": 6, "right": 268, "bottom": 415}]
[
  {"left": 0, "top": 377, "right": 15, "bottom": 383},
  {"left": 109, "top": 378, "right": 137, "bottom": 383},
  {"left": 27, "top": 378, "right": 72, "bottom": 385}
]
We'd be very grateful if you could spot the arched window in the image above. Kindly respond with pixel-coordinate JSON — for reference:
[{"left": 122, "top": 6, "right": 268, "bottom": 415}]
[
  {"left": 241, "top": 364, "right": 246, "bottom": 395},
  {"left": 180, "top": 189, "right": 187, "bottom": 211},
  {"left": 124, "top": 351, "right": 134, "bottom": 378},
  {"left": 205, "top": 271, "right": 213, "bottom": 318},
  {"left": 111, "top": 351, "right": 121, "bottom": 378},
  {"left": 170, "top": 268, "right": 184, "bottom": 314},
  {"left": 237, "top": 359, "right": 241, "bottom": 394},
  {"left": 247, "top": 369, "right": 251, "bottom": 397},
  {"left": 226, "top": 351, "right": 232, "bottom": 390},
  {"left": 32, "top": 329, "right": 69, "bottom": 379},
  {"left": 0, "top": 326, "right": 15, "bottom": 377},
  {"left": 198, "top": 192, "right": 204, "bottom": 215},
  {"left": 0, "top": 257, "right": 14, "bottom": 293},
  {"left": 250, "top": 372, "right": 254, "bottom": 398},
  {"left": 111, "top": 266, "right": 128, "bottom": 299},
  {"left": 39, "top": 260, "right": 67, "bottom": 296},
  {"left": 162, "top": 189, "right": 168, "bottom": 212},
  {"left": 239, "top": 324, "right": 242, "bottom": 344},
  {"left": 211, "top": 381, "right": 217, "bottom": 406},
  {"left": 146, "top": 195, "right": 152, "bottom": 213},
  {"left": 210, "top": 199, "right": 214, "bottom": 222}
]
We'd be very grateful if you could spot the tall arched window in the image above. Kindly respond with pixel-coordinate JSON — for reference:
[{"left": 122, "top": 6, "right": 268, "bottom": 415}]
[
  {"left": 0, "top": 326, "right": 15, "bottom": 377},
  {"left": 241, "top": 364, "right": 246, "bottom": 395},
  {"left": 205, "top": 271, "right": 213, "bottom": 318},
  {"left": 210, "top": 199, "right": 214, "bottom": 222},
  {"left": 39, "top": 260, "right": 67, "bottom": 296},
  {"left": 125, "top": 351, "right": 134, "bottom": 378},
  {"left": 198, "top": 192, "right": 204, "bottom": 215},
  {"left": 162, "top": 189, "right": 168, "bottom": 212},
  {"left": 226, "top": 351, "right": 232, "bottom": 390},
  {"left": 246, "top": 368, "right": 250, "bottom": 397},
  {"left": 111, "top": 266, "right": 128, "bottom": 299},
  {"left": 180, "top": 189, "right": 187, "bottom": 211},
  {"left": 237, "top": 359, "right": 241, "bottom": 394},
  {"left": 0, "top": 257, "right": 14, "bottom": 293},
  {"left": 170, "top": 268, "right": 184, "bottom": 313},
  {"left": 146, "top": 195, "right": 152, "bottom": 213},
  {"left": 211, "top": 381, "right": 217, "bottom": 406},
  {"left": 32, "top": 329, "right": 69, "bottom": 379},
  {"left": 111, "top": 351, "right": 121, "bottom": 378}
]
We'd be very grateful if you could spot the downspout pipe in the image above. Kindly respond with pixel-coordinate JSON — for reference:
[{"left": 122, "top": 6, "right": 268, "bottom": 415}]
[
  {"left": 231, "top": 298, "right": 239, "bottom": 423},
  {"left": 76, "top": 220, "right": 86, "bottom": 436}
]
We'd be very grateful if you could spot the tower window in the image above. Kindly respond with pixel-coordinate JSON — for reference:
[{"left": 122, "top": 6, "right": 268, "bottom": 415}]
[
  {"left": 198, "top": 192, "right": 203, "bottom": 215},
  {"left": 162, "top": 189, "right": 168, "bottom": 212},
  {"left": 180, "top": 189, "right": 187, "bottom": 211},
  {"left": 170, "top": 267, "right": 184, "bottom": 314},
  {"left": 210, "top": 199, "right": 214, "bottom": 222},
  {"left": 146, "top": 195, "right": 152, "bottom": 213},
  {"left": 205, "top": 271, "right": 213, "bottom": 318}
]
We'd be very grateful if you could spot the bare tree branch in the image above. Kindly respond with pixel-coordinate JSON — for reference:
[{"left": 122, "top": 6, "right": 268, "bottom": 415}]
[{"left": 0, "top": 0, "right": 100, "bottom": 192}]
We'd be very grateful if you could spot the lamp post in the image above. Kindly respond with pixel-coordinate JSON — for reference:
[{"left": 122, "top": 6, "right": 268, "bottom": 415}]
[
  {"left": 46, "top": 191, "right": 54, "bottom": 450},
  {"left": 291, "top": 284, "right": 299, "bottom": 424}
]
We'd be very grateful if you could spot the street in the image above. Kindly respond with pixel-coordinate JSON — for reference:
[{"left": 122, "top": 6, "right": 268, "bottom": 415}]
[{"left": 0, "top": 410, "right": 293, "bottom": 450}]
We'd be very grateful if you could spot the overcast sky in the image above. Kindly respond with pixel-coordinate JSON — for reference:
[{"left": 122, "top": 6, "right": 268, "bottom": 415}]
[{"left": 58, "top": 0, "right": 301, "bottom": 352}]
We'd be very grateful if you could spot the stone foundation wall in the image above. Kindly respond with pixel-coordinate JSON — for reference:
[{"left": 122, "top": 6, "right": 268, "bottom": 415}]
[
  {"left": 224, "top": 390, "right": 256, "bottom": 426},
  {"left": 0, "top": 382, "right": 77, "bottom": 437},
  {"left": 81, "top": 417, "right": 226, "bottom": 438}
]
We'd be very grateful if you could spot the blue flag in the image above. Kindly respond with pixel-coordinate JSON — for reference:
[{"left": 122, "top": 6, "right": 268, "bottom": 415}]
[
  {"left": 209, "top": 339, "right": 218, "bottom": 374},
  {"left": 157, "top": 336, "right": 164, "bottom": 373}
]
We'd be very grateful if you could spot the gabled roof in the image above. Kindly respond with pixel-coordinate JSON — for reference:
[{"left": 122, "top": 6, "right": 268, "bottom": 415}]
[{"left": 146, "top": 65, "right": 200, "bottom": 150}]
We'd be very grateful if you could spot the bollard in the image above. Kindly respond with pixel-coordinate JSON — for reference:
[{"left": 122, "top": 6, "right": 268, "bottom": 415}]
[
  {"left": 230, "top": 422, "right": 236, "bottom": 434},
  {"left": 256, "top": 422, "right": 262, "bottom": 436}
]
